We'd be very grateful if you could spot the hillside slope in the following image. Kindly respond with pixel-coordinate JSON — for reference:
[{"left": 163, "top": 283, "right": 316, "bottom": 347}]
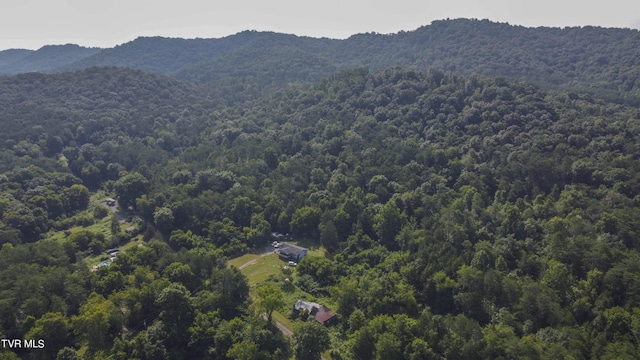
[
  {"left": 0, "top": 44, "right": 101, "bottom": 75},
  {"left": 2, "top": 19, "right": 640, "bottom": 99}
]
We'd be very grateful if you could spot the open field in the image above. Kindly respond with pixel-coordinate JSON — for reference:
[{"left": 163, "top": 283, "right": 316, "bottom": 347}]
[
  {"left": 227, "top": 253, "right": 260, "bottom": 269},
  {"left": 235, "top": 252, "right": 285, "bottom": 286}
]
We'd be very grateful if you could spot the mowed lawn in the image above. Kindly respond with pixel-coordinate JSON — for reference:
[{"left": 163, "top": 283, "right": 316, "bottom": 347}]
[
  {"left": 227, "top": 253, "right": 260, "bottom": 269},
  {"left": 231, "top": 252, "right": 286, "bottom": 286}
]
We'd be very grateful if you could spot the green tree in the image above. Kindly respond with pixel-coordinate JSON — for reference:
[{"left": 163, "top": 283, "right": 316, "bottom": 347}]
[
  {"left": 187, "top": 311, "right": 221, "bottom": 358},
  {"left": 114, "top": 172, "right": 150, "bottom": 208},
  {"left": 155, "top": 283, "right": 194, "bottom": 346},
  {"left": 293, "top": 321, "right": 330, "bottom": 360},
  {"left": 263, "top": 147, "right": 279, "bottom": 169},
  {"left": 55, "top": 347, "right": 84, "bottom": 360},
  {"left": 25, "top": 312, "right": 71, "bottom": 360},
  {"left": 373, "top": 200, "right": 404, "bottom": 250},
  {"left": 72, "top": 293, "right": 122, "bottom": 352},
  {"left": 255, "top": 283, "right": 285, "bottom": 322},
  {"left": 195, "top": 169, "right": 235, "bottom": 192},
  {"left": 163, "top": 262, "right": 199, "bottom": 292},
  {"left": 405, "top": 338, "right": 438, "bottom": 360},
  {"left": 136, "top": 195, "right": 155, "bottom": 223},
  {"left": 227, "top": 340, "right": 260, "bottom": 360},
  {"left": 351, "top": 326, "right": 376, "bottom": 360},
  {"left": 231, "top": 196, "right": 253, "bottom": 227},
  {"left": 375, "top": 332, "right": 403, "bottom": 360},
  {"left": 319, "top": 219, "right": 339, "bottom": 251},
  {"left": 80, "top": 162, "right": 102, "bottom": 189},
  {"left": 153, "top": 207, "right": 174, "bottom": 236},
  {"left": 213, "top": 317, "right": 246, "bottom": 359},
  {"left": 210, "top": 267, "right": 250, "bottom": 319},
  {"left": 297, "top": 256, "right": 335, "bottom": 287},
  {"left": 290, "top": 206, "right": 321, "bottom": 236},
  {"left": 64, "top": 184, "right": 90, "bottom": 213},
  {"left": 249, "top": 213, "right": 272, "bottom": 246}
]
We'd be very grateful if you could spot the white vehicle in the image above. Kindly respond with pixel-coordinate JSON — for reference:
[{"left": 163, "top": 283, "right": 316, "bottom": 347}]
[{"left": 288, "top": 261, "right": 297, "bottom": 266}]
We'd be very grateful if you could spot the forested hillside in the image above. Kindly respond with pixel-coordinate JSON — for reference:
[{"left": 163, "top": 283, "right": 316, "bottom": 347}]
[
  {"left": 1, "top": 60, "right": 640, "bottom": 359},
  {"left": 3, "top": 19, "right": 640, "bottom": 99},
  {"left": 0, "top": 45, "right": 101, "bottom": 75},
  {"left": 60, "top": 36, "right": 245, "bottom": 75}
]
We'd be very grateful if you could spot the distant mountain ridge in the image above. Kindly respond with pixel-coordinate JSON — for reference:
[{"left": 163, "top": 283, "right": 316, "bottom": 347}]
[
  {"left": 0, "top": 44, "right": 101, "bottom": 75},
  {"left": 2, "top": 19, "right": 640, "bottom": 96},
  {"left": 59, "top": 36, "right": 246, "bottom": 74}
]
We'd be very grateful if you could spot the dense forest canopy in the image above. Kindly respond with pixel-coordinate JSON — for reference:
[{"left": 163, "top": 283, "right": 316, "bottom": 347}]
[{"left": 1, "top": 19, "right": 640, "bottom": 359}]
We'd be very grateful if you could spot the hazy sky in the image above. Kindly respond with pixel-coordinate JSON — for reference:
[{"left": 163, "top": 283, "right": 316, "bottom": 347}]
[{"left": 1, "top": 0, "right": 639, "bottom": 50}]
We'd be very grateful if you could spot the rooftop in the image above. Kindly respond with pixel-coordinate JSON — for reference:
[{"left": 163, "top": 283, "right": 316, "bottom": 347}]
[
  {"left": 278, "top": 243, "right": 307, "bottom": 256},
  {"left": 294, "top": 300, "right": 336, "bottom": 324}
]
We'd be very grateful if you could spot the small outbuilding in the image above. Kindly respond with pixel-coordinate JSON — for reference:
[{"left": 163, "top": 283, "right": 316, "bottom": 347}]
[{"left": 293, "top": 300, "right": 336, "bottom": 325}]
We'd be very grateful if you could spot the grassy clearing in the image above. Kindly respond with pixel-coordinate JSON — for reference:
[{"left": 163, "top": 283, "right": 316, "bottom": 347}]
[
  {"left": 238, "top": 253, "right": 286, "bottom": 286},
  {"left": 227, "top": 253, "right": 260, "bottom": 269},
  {"left": 45, "top": 214, "right": 112, "bottom": 242}
]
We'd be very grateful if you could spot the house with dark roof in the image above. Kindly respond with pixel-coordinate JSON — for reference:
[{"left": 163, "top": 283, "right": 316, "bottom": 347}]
[
  {"left": 294, "top": 300, "right": 337, "bottom": 325},
  {"left": 277, "top": 244, "right": 308, "bottom": 262}
]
